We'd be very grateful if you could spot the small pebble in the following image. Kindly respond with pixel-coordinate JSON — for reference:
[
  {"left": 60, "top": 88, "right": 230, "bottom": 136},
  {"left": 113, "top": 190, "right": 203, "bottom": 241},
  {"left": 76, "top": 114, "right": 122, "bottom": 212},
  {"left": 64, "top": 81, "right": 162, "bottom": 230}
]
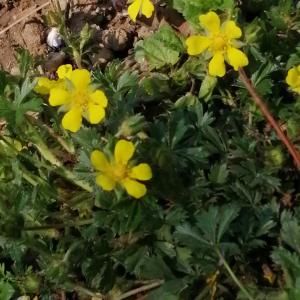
[{"left": 47, "top": 27, "right": 63, "bottom": 49}]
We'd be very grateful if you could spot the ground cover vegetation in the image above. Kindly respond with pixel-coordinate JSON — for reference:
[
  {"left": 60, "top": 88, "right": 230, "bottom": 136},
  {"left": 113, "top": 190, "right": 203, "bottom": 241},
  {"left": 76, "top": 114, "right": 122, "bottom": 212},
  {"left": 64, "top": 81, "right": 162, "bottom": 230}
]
[{"left": 1, "top": 0, "right": 300, "bottom": 299}]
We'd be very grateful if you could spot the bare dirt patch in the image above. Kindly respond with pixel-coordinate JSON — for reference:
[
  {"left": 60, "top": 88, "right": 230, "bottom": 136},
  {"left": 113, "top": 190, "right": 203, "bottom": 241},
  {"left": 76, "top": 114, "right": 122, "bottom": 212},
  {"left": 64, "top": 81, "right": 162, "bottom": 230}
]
[
  {"left": 0, "top": 0, "right": 49, "bottom": 72},
  {"left": 0, "top": 0, "right": 181, "bottom": 75}
]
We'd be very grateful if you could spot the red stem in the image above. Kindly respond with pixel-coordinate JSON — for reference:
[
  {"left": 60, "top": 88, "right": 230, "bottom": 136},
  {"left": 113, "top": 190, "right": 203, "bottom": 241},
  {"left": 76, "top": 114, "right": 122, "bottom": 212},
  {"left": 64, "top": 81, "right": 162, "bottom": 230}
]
[{"left": 238, "top": 68, "right": 300, "bottom": 169}]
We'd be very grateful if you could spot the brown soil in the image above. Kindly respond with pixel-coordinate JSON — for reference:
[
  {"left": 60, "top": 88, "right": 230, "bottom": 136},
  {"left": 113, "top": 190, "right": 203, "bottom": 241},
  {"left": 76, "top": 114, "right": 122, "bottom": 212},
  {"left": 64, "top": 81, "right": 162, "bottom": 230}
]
[
  {"left": 0, "top": 0, "right": 186, "bottom": 77},
  {"left": 0, "top": 0, "right": 158, "bottom": 74},
  {"left": 0, "top": 0, "right": 48, "bottom": 72}
]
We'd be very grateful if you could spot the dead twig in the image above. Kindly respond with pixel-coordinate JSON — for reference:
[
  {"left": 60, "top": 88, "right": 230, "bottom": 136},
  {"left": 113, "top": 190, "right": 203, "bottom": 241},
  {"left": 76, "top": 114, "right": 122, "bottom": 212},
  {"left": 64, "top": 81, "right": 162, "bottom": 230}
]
[
  {"left": 0, "top": 1, "right": 51, "bottom": 37},
  {"left": 238, "top": 67, "right": 300, "bottom": 169}
]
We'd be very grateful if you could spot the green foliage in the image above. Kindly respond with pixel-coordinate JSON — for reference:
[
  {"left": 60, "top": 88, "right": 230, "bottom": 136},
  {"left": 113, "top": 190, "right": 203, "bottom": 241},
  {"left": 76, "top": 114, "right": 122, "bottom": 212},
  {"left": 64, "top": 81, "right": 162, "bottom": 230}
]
[
  {"left": 0, "top": 0, "right": 300, "bottom": 299},
  {"left": 172, "top": 0, "right": 234, "bottom": 28},
  {"left": 0, "top": 282, "right": 15, "bottom": 300},
  {"left": 0, "top": 77, "right": 42, "bottom": 127},
  {"left": 135, "top": 25, "right": 185, "bottom": 70}
]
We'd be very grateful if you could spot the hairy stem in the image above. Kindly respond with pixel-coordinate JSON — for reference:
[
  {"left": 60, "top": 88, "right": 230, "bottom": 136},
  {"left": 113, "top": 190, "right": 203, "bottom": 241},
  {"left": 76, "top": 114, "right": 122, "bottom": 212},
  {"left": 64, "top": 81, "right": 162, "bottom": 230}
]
[
  {"left": 66, "top": 282, "right": 103, "bottom": 298},
  {"left": 216, "top": 248, "right": 254, "bottom": 300},
  {"left": 239, "top": 67, "right": 300, "bottom": 168},
  {"left": 116, "top": 280, "right": 164, "bottom": 300},
  {"left": 26, "top": 115, "right": 75, "bottom": 154}
]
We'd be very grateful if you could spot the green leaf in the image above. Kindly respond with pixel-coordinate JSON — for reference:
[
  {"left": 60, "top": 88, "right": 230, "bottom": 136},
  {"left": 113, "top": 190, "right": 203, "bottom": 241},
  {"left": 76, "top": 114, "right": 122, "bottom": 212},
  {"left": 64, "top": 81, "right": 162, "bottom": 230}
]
[
  {"left": 80, "top": 23, "right": 92, "bottom": 52},
  {"left": 140, "top": 256, "right": 175, "bottom": 279},
  {"left": 15, "top": 47, "right": 33, "bottom": 77},
  {"left": 272, "top": 248, "right": 300, "bottom": 289},
  {"left": 140, "top": 73, "right": 171, "bottom": 101},
  {"left": 0, "top": 281, "right": 15, "bottom": 300},
  {"left": 208, "top": 163, "right": 229, "bottom": 185},
  {"left": 281, "top": 211, "right": 300, "bottom": 255},
  {"left": 135, "top": 26, "right": 185, "bottom": 70},
  {"left": 195, "top": 205, "right": 240, "bottom": 245},
  {"left": 175, "top": 224, "right": 211, "bottom": 249},
  {"left": 173, "top": 0, "right": 234, "bottom": 29},
  {"left": 199, "top": 74, "right": 217, "bottom": 101},
  {"left": 174, "top": 93, "right": 198, "bottom": 108},
  {"left": 147, "top": 279, "right": 188, "bottom": 300}
]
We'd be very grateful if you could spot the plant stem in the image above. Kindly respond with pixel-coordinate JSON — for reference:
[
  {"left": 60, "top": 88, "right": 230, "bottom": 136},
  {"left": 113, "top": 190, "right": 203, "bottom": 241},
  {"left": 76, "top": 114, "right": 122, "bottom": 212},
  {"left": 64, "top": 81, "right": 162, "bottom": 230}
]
[
  {"left": 26, "top": 115, "right": 75, "bottom": 154},
  {"left": 216, "top": 248, "right": 254, "bottom": 300},
  {"left": 116, "top": 280, "right": 164, "bottom": 300},
  {"left": 238, "top": 67, "right": 300, "bottom": 169},
  {"left": 66, "top": 282, "right": 103, "bottom": 298}
]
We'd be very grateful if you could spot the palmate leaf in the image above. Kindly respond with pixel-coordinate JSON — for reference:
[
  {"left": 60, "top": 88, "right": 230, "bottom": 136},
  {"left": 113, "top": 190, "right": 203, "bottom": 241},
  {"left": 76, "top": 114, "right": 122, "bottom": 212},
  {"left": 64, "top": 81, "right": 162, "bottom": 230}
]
[
  {"left": 176, "top": 205, "right": 240, "bottom": 250},
  {"left": 135, "top": 26, "right": 185, "bottom": 70},
  {"left": 280, "top": 211, "right": 300, "bottom": 255},
  {"left": 196, "top": 205, "right": 240, "bottom": 245},
  {"left": 175, "top": 224, "right": 211, "bottom": 249},
  {"left": 0, "top": 78, "right": 42, "bottom": 127},
  {"left": 272, "top": 248, "right": 300, "bottom": 290}
]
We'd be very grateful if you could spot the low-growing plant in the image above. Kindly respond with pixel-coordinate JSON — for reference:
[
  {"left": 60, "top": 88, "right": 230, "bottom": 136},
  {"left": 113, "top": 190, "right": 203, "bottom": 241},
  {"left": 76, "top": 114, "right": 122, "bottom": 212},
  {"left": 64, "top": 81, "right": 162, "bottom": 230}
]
[{"left": 1, "top": 0, "right": 300, "bottom": 299}]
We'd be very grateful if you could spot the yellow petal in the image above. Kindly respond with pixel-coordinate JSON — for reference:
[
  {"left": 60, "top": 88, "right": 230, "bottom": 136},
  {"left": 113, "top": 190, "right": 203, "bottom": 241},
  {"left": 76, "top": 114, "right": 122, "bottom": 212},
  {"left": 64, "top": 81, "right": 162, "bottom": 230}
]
[
  {"left": 87, "top": 103, "right": 105, "bottom": 124},
  {"left": 141, "top": 0, "right": 154, "bottom": 19},
  {"left": 57, "top": 64, "right": 73, "bottom": 79},
  {"left": 286, "top": 67, "right": 300, "bottom": 88},
  {"left": 186, "top": 35, "right": 211, "bottom": 56},
  {"left": 226, "top": 47, "right": 249, "bottom": 71},
  {"left": 122, "top": 178, "right": 147, "bottom": 198},
  {"left": 114, "top": 140, "right": 135, "bottom": 165},
  {"left": 96, "top": 174, "right": 116, "bottom": 191},
  {"left": 293, "top": 87, "right": 300, "bottom": 94},
  {"left": 222, "top": 21, "right": 242, "bottom": 39},
  {"left": 129, "top": 163, "right": 152, "bottom": 180},
  {"left": 34, "top": 77, "right": 57, "bottom": 95},
  {"left": 49, "top": 87, "right": 70, "bottom": 106},
  {"left": 70, "top": 69, "right": 91, "bottom": 90},
  {"left": 91, "top": 150, "right": 110, "bottom": 171},
  {"left": 128, "top": 0, "right": 142, "bottom": 22},
  {"left": 199, "top": 12, "right": 220, "bottom": 34},
  {"left": 89, "top": 90, "right": 108, "bottom": 107},
  {"left": 209, "top": 52, "right": 226, "bottom": 77},
  {"left": 61, "top": 107, "right": 82, "bottom": 132}
]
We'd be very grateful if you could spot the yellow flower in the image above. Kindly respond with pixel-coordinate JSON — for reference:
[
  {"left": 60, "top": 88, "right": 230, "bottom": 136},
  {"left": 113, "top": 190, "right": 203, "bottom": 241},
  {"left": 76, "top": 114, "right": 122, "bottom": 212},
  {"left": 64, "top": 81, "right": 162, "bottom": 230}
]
[
  {"left": 35, "top": 64, "right": 108, "bottom": 133},
  {"left": 128, "top": 0, "right": 154, "bottom": 22},
  {"left": 91, "top": 140, "right": 152, "bottom": 199},
  {"left": 186, "top": 11, "right": 249, "bottom": 77},
  {"left": 286, "top": 65, "right": 300, "bottom": 94},
  {"left": 34, "top": 77, "right": 57, "bottom": 95},
  {"left": 34, "top": 64, "right": 73, "bottom": 95}
]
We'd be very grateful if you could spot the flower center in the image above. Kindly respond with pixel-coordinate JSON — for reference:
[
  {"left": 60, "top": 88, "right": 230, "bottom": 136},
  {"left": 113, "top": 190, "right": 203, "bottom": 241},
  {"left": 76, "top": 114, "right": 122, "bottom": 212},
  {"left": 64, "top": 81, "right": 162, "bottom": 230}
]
[
  {"left": 74, "top": 91, "right": 90, "bottom": 108},
  {"left": 111, "top": 163, "right": 127, "bottom": 181},
  {"left": 210, "top": 35, "right": 228, "bottom": 53}
]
